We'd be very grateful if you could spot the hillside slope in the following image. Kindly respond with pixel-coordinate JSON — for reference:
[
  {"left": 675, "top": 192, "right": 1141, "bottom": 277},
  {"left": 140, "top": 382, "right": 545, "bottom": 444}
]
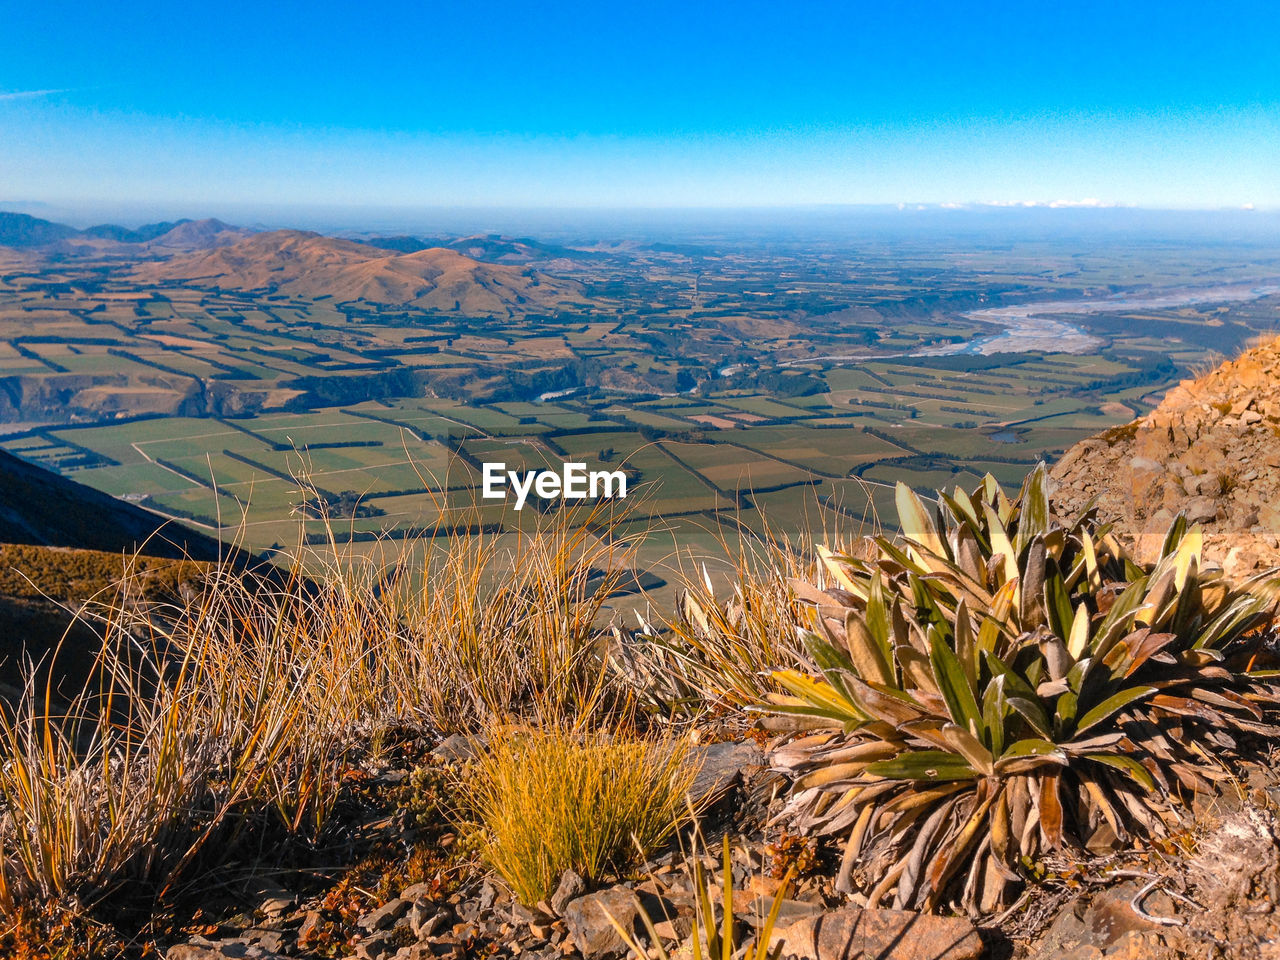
[
  {"left": 0, "top": 451, "right": 236, "bottom": 700},
  {"left": 145, "top": 217, "right": 250, "bottom": 250},
  {"left": 0, "top": 448, "right": 226, "bottom": 560},
  {"left": 132, "top": 230, "right": 587, "bottom": 314},
  {"left": 1051, "top": 336, "right": 1280, "bottom": 576}
]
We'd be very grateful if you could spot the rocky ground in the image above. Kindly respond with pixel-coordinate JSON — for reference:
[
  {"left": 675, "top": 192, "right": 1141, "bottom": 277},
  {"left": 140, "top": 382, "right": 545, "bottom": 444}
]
[
  {"left": 157, "top": 729, "right": 1280, "bottom": 960},
  {"left": 1051, "top": 335, "right": 1280, "bottom": 578}
]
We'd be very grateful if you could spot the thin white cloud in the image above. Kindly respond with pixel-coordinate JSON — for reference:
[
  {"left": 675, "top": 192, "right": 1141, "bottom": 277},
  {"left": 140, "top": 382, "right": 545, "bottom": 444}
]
[{"left": 0, "top": 88, "right": 68, "bottom": 102}]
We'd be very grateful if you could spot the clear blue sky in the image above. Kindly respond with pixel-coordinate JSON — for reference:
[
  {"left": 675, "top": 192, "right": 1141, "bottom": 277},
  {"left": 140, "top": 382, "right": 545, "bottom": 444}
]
[{"left": 2, "top": 0, "right": 1277, "bottom": 213}]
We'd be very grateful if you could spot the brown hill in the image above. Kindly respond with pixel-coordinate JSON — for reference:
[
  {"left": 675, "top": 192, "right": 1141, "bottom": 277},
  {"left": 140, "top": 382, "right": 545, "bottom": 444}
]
[
  {"left": 1051, "top": 337, "right": 1280, "bottom": 577},
  {"left": 146, "top": 217, "right": 251, "bottom": 251},
  {"left": 133, "top": 230, "right": 587, "bottom": 315}
]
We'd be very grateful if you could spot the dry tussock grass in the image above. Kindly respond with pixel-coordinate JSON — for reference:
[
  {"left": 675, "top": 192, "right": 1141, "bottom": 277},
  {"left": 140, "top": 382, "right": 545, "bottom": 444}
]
[
  {"left": 468, "top": 725, "right": 699, "bottom": 905},
  {"left": 0, "top": 498, "right": 644, "bottom": 921}
]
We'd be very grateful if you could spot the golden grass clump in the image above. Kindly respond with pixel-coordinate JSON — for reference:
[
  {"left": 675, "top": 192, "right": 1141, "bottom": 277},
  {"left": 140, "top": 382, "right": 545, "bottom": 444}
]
[{"left": 469, "top": 727, "right": 701, "bottom": 905}]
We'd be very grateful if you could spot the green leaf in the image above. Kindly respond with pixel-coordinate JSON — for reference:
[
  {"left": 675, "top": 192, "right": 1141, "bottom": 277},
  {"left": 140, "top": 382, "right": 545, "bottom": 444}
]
[
  {"left": 1000, "top": 737, "right": 1062, "bottom": 758},
  {"left": 1044, "top": 559, "right": 1075, "bottom": 639},
  {"left": 866, "top": 750, "right": 977, "bottom": 781},
  {"left": 1074, "top": 685, "right": 1156, "bottom": 735},
  {"left": 1085, "top": 752, "right": 1156, "bottom": 791},
  {"left": 930, "top": 633, "right": 983, "bottom": 735},
  {"left": 846, "top": 614, "right": 895, "bottom": 686},
  {"left": 982, "top": 650, "right": 1051, "bottom": 737},
  {"left": 982, "top": 676, "right": 1008, "bottom": 757},
  {"left": 1014, "top": 463, "right": 1050, "bottom": 556},
  {"left": 1092, "top": 578, "right": 1149, "bottom": 658},
  {"left": 865, "top": 574, "right": 891, "bottom": 649},
  {"left": 1159, "top": 512, "right": 1189, "bottom": 560}
]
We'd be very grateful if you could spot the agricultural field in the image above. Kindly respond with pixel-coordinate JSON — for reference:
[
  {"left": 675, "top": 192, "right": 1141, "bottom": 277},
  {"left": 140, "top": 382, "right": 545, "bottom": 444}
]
[{"left": 0, "top": 229, "right": 1278, "bottom": 603}]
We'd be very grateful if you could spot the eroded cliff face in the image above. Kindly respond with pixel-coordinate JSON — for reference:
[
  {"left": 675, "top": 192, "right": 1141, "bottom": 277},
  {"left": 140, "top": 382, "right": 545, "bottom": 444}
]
[{"left": 1051, "top": 337, "right": 1280, "bottom": 577}]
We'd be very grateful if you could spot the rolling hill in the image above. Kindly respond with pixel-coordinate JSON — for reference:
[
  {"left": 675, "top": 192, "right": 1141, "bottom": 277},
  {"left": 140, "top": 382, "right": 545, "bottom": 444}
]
[
  {"left": 132, "top": 230, "right": 589, "bottom": 314},
  {"left": 0, "top": 211, "right": 80, "bottom": 248}
]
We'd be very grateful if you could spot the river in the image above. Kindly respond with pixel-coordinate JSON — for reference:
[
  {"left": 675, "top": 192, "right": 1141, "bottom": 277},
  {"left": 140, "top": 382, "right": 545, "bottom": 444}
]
[
  {"left": 926, "top": 280, "right": 1280, "bottom": 357},
  {"left": 777, "top": 279, "right": 1280, "bottom": 367}
]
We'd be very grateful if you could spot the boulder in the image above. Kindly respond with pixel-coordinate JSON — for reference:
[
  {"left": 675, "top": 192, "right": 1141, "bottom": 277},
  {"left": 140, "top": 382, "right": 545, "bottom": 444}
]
[{"left": 565, "top": 887, "right": 665, "bottom": 959}]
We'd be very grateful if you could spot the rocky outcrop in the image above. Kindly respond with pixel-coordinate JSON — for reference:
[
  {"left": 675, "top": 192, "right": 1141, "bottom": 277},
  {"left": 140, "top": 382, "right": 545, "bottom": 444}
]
[{"left": 1051, "top": 337, "right": 1280, "bottom": 577}]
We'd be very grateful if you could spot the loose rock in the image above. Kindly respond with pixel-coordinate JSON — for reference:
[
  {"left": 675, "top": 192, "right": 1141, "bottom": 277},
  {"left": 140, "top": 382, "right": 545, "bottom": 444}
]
[{"left": 768, "top": 907, "right": 983, "bottom": 960}]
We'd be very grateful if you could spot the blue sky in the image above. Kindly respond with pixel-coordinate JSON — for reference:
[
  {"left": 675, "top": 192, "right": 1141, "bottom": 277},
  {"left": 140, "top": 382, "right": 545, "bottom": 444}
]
[{"left": 2, "top": 0, "right": 1277, "bottom": 214}]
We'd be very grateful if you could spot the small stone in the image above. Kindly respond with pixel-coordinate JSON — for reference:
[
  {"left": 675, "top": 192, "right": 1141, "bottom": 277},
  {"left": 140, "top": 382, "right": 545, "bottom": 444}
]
[
  {"left": 652, "top": 917, "right": 692, "bottom": 941},
  {"left": 688, "top": 741, "right": 765, "bottom": 804},
  {"left": 1183, "top": 496, "right": 1220, "bottom": 524},
  {"left": 356, "top": 932, "right": 397, "bottom": 960},
  {"left": 410, "top": 903, "right": 449, "bottom": 938},
  {"left": 401, "top": 882, "right": 435, "bottom": 901},
  {"left": 258, "top": 896, "right": 295, "bottom": 918},
  {"left": 512, "top": 902, "right": 550, "bottom": 924},
  {"left": 250, "top": 931, "right": 287, "bottom": 954},
  {"left": 564, "top": 887, "right": 643, "bottom": 959},
  {"left": 431, "top": 734, "right": 478, "bottom": 762},
  {"left": 166, "top": 947, "right": 230, "bottom": 960},
  {"left": 550, "top": 870, "right": 587, "bottom": 915},
  {"left": 298, "top": 911, "right": 325, "bottom": 943},
  {"left": 746, "top": 898, "right": 822, "bottom": 928},
  {"left": 358, "top": 899, "right": 412, "bottom": 933}
]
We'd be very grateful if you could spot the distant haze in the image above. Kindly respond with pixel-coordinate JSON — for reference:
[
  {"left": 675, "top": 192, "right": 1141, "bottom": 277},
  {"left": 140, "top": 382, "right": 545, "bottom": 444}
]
[{"left": 2, "top": 202, "right": 1277, "bottom": 246}]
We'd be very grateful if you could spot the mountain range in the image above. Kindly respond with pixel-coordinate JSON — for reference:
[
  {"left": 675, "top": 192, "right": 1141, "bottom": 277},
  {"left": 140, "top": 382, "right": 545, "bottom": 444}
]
[
  {"left": 131, "top": 230, "right": 588, "bottom": 315},
  {"left": 350, "top": 233, "right": 600, "bottom": 264},
  {"left": 0, "top": 211, "right": 250, "bottom": 254}
]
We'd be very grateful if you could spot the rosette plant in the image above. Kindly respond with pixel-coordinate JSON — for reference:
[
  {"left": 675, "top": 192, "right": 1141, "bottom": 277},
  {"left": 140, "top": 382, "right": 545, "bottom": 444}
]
[{"left": 763, "top": 465, "right": 1280, "bottom": 914}]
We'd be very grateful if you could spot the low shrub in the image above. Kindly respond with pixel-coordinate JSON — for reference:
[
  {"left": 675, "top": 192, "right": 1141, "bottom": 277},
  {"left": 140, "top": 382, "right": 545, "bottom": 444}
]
[{"left": 468, "top": 727, "right": 700, "bottom": 905}]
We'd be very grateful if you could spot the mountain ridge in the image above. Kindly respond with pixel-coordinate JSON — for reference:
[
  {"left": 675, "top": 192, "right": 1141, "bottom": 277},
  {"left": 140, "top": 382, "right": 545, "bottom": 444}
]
[
  {"left": 0, "top": 211, "right": 250, "bottom": 253},
  {"left": 132, "top": 229, "right": 588, "bottom": 315}
]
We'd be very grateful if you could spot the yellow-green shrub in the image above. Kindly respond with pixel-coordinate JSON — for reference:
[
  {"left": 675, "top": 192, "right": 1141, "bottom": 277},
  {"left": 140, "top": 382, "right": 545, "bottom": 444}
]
[{"left": 469, "top": 727, "right": 700, "bottom": 905}]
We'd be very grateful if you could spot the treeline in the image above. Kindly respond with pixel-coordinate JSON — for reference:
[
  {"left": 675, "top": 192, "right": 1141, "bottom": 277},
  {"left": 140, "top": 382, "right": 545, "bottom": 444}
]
[
  {"left": 297, "top": 490, "right": 385, "bottom": 520},
  {"left": 703, "top": 367, "right": 824, "bottom": 398},
  {"left": 303, "top": 522, "right": 503, "bottom": 545},
  {"left": 890, "top": 352, "right": 1031, "bottom": 373}
]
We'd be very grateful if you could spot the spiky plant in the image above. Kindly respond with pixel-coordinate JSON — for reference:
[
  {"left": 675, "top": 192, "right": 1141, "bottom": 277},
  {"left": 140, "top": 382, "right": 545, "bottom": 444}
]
[{"left": 762, "top": 465, "right": 1280, "bottom": 915}]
